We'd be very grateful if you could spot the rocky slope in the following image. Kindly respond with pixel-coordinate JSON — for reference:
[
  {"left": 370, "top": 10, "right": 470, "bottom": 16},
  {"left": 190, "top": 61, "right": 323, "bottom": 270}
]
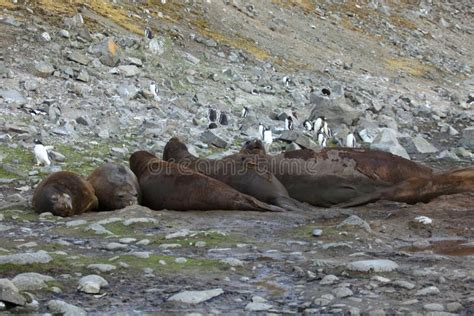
[{"left": 0, "top": 0, "right": 473, "bottom": 314}]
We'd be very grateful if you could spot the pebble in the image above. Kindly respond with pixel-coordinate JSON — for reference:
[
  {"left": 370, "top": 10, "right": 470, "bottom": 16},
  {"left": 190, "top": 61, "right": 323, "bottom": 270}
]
[
  {"left": 165, "top": 229, "right": 191, "bottom": 239},
  {"left": 391, "top": 280, "right": 415, "bottom": 289},
  {"left": 119, "top": 238, "right": 137, "bottom": 244},
  {"left": 66, "top": 219, "right": 87, "bottom": 227},
  {"left": 87, "top": 264, "right": 117, "bottom": 272},
  {"left": 446, "top": 302, "right": 463, "bottom": 312},
  {"left": 0, "top": 279, "right": 25, "bottom": 306},
  {"left": 332, "top": 287, "right": 353, "bottom": 298},
  {"left": 175, "top": 257, "right": 187, "bottom": 263},
  {"left": 220, "top": 258, "right": 244, "bottom": 267},
  {"left": 0, "top": 251, "right": 52, "bottom": 265},
  {"left": 337, "top": 215, "right": 371, "bottom": 232},
  {"left": 245, "top": 296, "right": 273, "bottom": 311},
  {"left": 346, "top": 259, "right": 399, "bottom": 272},
  {"left": 423, "top": 303, "right": 444, "bottom": 311},
  {"left": 312, "top": 228, "right": 323, "bottom": 237},
  {"left": 48, "top": 300, "right": 86, "bottom": 316},
  {"left": 104, "top": 242, "right": 128, "bottom": 251},
  {"left": 123, "top": 218, "right": 158, "bottom": 226},
  {"left": 11, "top": 272, "right": 54, "bottom": 291},
  {"left": 320, "top": 274, "right": 339, "bottom": 285}
]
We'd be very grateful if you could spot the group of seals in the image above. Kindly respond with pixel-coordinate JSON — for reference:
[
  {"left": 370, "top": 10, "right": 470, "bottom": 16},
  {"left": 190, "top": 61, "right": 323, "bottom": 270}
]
[
  {"left": 32, "top": 163, "right": 140, "bottom": 217},
  {"left": 129, "top": 150, "right": 284, "bottom": 212},
  {"left": 32, "top": 136, "right": 474, "bottom": 217}
]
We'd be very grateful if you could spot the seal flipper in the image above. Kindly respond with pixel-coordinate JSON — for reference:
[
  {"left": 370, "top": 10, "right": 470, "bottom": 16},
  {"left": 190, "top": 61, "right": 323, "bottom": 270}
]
[
  {"left": 273, "top": 196, "right": 320, "bottom": 212},
  {"left": 335, "top": 191, "right": 383, "bottom": 208}
]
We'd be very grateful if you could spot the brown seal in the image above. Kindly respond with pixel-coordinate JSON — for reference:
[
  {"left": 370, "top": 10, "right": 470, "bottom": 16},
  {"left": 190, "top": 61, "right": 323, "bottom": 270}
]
[
  {"left": 231, "top": 141, "right": 434, "bottom": 206},
  {"left": 32, "top": 171, "right": 98, "bottom": 217},
  {"left": 339, "top": 167, "right": 474, "bottom": 207},
  {"left": 129, "top": 150, "right": 284, "bottom": 212},
  {"left": 87, "top": 163, "right": 141, "bottom": 211},
  {"left": 239, "top": 139, "right": 267, "bottom": 156},
  {"left": 163, "top": 138, "right": 318, "bottom": 212}
]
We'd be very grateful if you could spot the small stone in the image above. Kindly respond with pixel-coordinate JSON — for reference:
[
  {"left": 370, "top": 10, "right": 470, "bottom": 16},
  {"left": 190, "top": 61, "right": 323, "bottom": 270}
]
[
  {"left": 123, "top": 218, "right": 158, "bottom": 226},
  {"left": 0, "top": 279, "right": 26, "bottom": 306},
  {"left": 136, "top": 239, "right": 150, "bottom": 246},
  {"left": 119, "top": 238, "right": 137, "bottom": 244},
  {"left": 165, "top": 229, "right": 191, "bottom": 239},
  {"left": 312, "top": 229, "right": 323, "bottom": 237},
  {"left": 320, "top": 274, "right": 339, "bottom": 285},
  {"left": 104, "top": 242, "right": 128, "bottom": 251},
  {"left": 23, "top": 80, "right": 39, "bottom": 91},
  {"left": 332, "top": 287, "right": 353, "bottom": 298},
  {"left": 40, "top": 32, "right": 51, "bottom": 42},
  {"left": 87, "top": 264, "right": 116, "bottom": 272},
  {"left": 220, "top": 258, "right": 244, "bottom": 267},
  {"left": 33, "top": 61, "right": 55, "bottom": 77},
  {"left": 0, "top": 251, "right": 52, "bottom": 265},
  {"left": 76, "top": 69, "right": 90, "bottom": 82},
  {"left": 184, "top": 52, "right": 200, "bottom": 64},
  {"left": 392, "top": 280, "right": 415, "bottom": 289},
  {"left": 58, "top": 30, "right": 70, "bottom": 38},
  {"left": 159, "top": 243, "right": 181, "bottom": 249},
  {"left": 346, "top": 259, "right": 399, "bottom": 272},
  {"left": 68, "top": 52, "right": 90, "bottom": 65},
  {"left": 78, "top": 275, "right": 108, "bottom": 294},
  {"left": 415, "top": 286, "right": 440, "bottom": 296},
  {"left": 460, "top": 127, "right": 474, "bottom": 149},
  {"left": 86, "top": 223, "right": 113, "bottom": 235},
  {"left": 195, "top": 241, "right": 206, "bottom": 248},
  {"left": 337, "top": 215, "right": 371, "bottom": 232},
  {"left": 117, "top": 65, "right": 140, "bottom": 77},
  {"left": 0, "top": 89, "right": 26, "bottom": 105},
  {"left": 371, "top": 276, "right": 391, "bottom": 283},
  {"left": 175, "top": 257, "right": 187, "bottom": 263},
  {"left": 245, "top": 296, "right": 272, "bottom": 311},
  {"left": 200, "top": 130, "right": 228, "bottom": 148},
  {"left": 48, "top": 300, "right": 86, "bottom": 316},
  {"left": 148, "top": 37, "right": 165, "bottom": 55},
  {"left": 131, "top": 252, "right": 151, "bottom": 259},
  {"left": 126, "top": 57, "right": 143, "bottom": 67},
  {"left": 446, "top": 302, "right": 463, "bottom": 312},
  {"left": 168, "top": 288, "right": 224, "bottom": 304},
  {"left": 423, "top": 303, "right": 444, "bottom": 311}
]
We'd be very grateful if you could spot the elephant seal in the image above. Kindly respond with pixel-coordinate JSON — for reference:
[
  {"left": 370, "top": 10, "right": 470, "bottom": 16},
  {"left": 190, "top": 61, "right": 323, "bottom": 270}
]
[
  {"left": 87, "top": 163, "right": 141, "bottom": 211},
  {"left": 129, "top": 150, "right": 284, "bottom": 212},
  {"left": 239, "top": 139, "right": 267, "bottom": 156},
  {"left": 339, "top": 168, "right": 474, "bottom": 207},
  {"left": 232, "top": 142, "right": 434, "bottom": 206},
  {"left": 163, "top": 138, "right": 318, "bottom": 212},
  {"left": 32, "top": 171, "right": 98, "bottom": 217}
]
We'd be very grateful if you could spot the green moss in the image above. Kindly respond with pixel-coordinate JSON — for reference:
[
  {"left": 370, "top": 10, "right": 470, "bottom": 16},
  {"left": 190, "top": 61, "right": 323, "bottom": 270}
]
[
  {"left": 0, "top": 144, "right": 35, "bottom": 178},
  {"left": 55, "top": 143, "right": 112, "bottom": 175},
  {"left": 154, "top": 231, "right": 241, "bottom": 248},
  {"left": 2, "top": 209, "right": 39, "bottom": 222}
]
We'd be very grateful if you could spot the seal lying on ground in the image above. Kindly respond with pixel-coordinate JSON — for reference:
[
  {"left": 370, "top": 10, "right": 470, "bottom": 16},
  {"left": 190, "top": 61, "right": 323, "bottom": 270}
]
[
  {"left": 129, "top": 150, "right": 284, "bottom": 212},
  {"left": 87, "top": 163, "right": 141, "bottom": 211},
  {"left": 32, "top": 171, "right": 98, "bottom": 217},
  {"left": 339, "top": 167, "right": 474, "bottom": 207},
  {"left": 163, "top": 138, "right": 318, "bottom": 212},
  {"left": 233, "top": 140, "right": 434, "bottom": 206}
]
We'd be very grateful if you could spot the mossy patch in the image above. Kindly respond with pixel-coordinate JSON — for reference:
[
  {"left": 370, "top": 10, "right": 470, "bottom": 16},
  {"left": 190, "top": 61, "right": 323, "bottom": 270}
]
[
  {"left": 55, "top": 142, "right": 112, "bottom": 175},
  {"left": 0, "top": 145, "right": 35, "bottom": 179},
  {"left": 272, "top": 0, "right": 316, "bottom": 13},
  {"left": 385, "top": 57, "right": 439, "bottom": 78},
  {"left": 1, "top": 209, "right": 39, "bottom": 222}
]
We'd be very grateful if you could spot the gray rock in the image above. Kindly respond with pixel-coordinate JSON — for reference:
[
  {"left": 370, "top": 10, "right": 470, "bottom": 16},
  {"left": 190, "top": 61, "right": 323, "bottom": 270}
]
[
  {"left": 118, "top": 65, "right": 140, "bottom": 77},
  {"left": 123, "top": 218, "right": 158, "bottom": 226},
  {"left": 320, "top": 274, "right": 339, "bottom": 285},
  {"left": 86, "top": 223, "right": 113, "bottom": 235},
  {"left": 346, "top": 259, "right": 399, "bottom": 272},
  {"left": 126, "top": 57, "right": 143, "bottom": 67},
  {"left": 220, "top": 258, "right": 244, "bottom": 267},
  {"left": 148, "top": 37, "right": 165, "bottom": 55},
  {"left": 279, "top": 130, "right": 300, "bottom": 142},
  {"left": 90, "top": 37, "right": 121, "bottom": 67},
  {"left": 48, "top": 300, "right": 86, "bottom": 316},
  {"left": 116, "top": 84, "right": 138, "bottom": 100},
  {"left": 33, "top": 61, "right": 55, "bottom": 77},
  {"left": 0, "top": 279, "right": 25, "bottom": 306},
  {"left": 12, "top": 273, "right": 54, "bottom": 291},
  {"left": 184, "top": 52, "right": 200, "bottom": 64},
  {"left": 423, "top": 303, "right": 444, "bottom": 311},
  {"left": 312, "top": 228, "right": 322, "bottom": 237},
  {"left": 68, "top": 52, "right": 90, "bottom": 65},
  {"left": 437, "top": 150, "right": 460, "bottom": 161},
  {"left": 336, "top": 215, "right": 371, "bottom": 232},
  {"left": 0, "top": 90, "right": 26, "bottom": 105},
  {"left": 200, "top": 130, "right": 228, "bottom": 148},
  {"left": 245, "top": 296, "right": 272, "bottom": 311},
  {"left": 460, "top": 127, "right": 474, "bottom": 149},
  {"left": 58, "top": 29, "right": 70, "bottom": 38},
  {"left": 405, "top": 134, "right": 438, "bottom": 154},
  {"left": 76, "top": 115, "right": 93, "bottom": 126},
  {"left": 0, "top": 251, "right": 52, "bottom": 265},
  {"left": 87, "top": 264, "right": 117, "bottom": 272},
  {"left": 415, "top": 286, "right": 440, "bottom": 296},
  {"left": 392, "top": 280, "right": 415, "bottom": 289},
  {"left": 23, "top": 80, "right": 39, "bottom": 91},
  {"left": 309, "top": 86, "right": 360, "bottom": 125},
  {"left": 370, "top": 128, "right": 410, "bottom": 159},
  {"left": 63, "top": 13, "right": 84, "bottom": 29},
  {"left": 104, "top": 242, "right": 128, "bottom": 251},
  {"left": 78, "top": 275, "right": 108, "bottom": 294},
  {"left": 295, "top": 134, "right": 320, "bottom": 150},
  {"left": 332, "top": 287, "right": 353, "bottom": 298},
  {"left": 76, "top": 69, "right": 90, "bottom": 82},
  {"left": 446, "top": 302, "right": 463, "bottom": 312},
  {"left": 313, "top": 293, "right": 334, "bottom": 306},
  {"left": 168, "top": 288, "right": 224, "bottom": 304}
]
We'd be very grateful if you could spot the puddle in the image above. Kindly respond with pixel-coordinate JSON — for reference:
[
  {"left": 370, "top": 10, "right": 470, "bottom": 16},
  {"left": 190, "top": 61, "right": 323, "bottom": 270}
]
[{"left": 403, "top": 239, "right": 474, "bottom": 256}]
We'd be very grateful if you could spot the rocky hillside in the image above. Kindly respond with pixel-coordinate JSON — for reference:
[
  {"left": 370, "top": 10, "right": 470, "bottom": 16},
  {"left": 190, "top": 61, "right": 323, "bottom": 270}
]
[{"left": 0, "top": 0, "right": 473, "bottom": 314}]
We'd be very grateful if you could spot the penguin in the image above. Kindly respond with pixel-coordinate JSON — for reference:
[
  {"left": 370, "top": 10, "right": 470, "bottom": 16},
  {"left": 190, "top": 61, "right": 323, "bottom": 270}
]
[
  {"left": 345, "top": 132, "right": 357, "bottom": 148},
  {"left": 321, "top": 88, "right": 331, "bottom": 96},
  {"left": 241, "top": 106, "right": 249, "bottom": 118},
  {"left": 313, "top": 117, "right": 324, "bottom": 134},
  {"left": 284, "top": 116, "right": 294, "bottom": 131},
  {"left": 149, "top": 81, "right": 160, "bottom": 101},
  {"left": 317, "top": 132, "right": 327, "bottom": 148},
  {"left": 219, "top": 112, "right": 228, "bottom": 125},
  {"left": 282, "top": 76, "right": 290, "bottom": 87},
  {"left": 208, "top": 108, "right": 217, "bottom": 123},
  {"left": 263, "top": 127, "right": 273, "bottom": 149},
  {"left": 33, "top": 139, "right": 53, "bottom": 166},
  {"left": 144, "top": 27, "right": 153, "bottom": 40},
  {"left": 303, "top": 120, "right": 313, "bottom": 131},
  {"left": 322, "top": 120, "right": 332, "bottom": 137},
  {"left": 258, "top": 123, "right": 264, "bottom": 140}
]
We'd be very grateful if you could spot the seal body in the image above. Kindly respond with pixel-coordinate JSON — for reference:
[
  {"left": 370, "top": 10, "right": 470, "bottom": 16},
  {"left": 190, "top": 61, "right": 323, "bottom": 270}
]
[
  {"left": 163, "top": 138, "right": 317, "bottom": 212},
  {"left": 129, "top": 150, "right": 284, "bottom": 212},
  {"left": 87, "top": 163, "right": 141, "bottom": 211},
  {"left": 232, "top": 143, "right": 434, "bottom": 206},
  {"left": 32, "top": 171, "right": 98, "bottom": 217}
]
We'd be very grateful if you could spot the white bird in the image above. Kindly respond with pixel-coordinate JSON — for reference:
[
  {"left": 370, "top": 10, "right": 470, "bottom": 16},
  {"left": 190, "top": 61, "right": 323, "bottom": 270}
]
[
  {"left": 241, "top": 106, "right": 249, "bottom": 118},
  {"left": 345, "top": 132, "right": 357, "bottom": 148},
  {"left": 263, "top": 127, "right": 273, "bottom": 150},
  {"left": 33, "top": 139, "right": 52, "bottom": 166},
  {"left": 317, "top": 132, "right": 327, "bottom": 147},
  {"left": 149, "top": 81, "right": 160, "bottom": 101},
  {"left": 313, "top": 117, "right": 323, "bottom": 134},
  {"left": 322, "top": 120, "right": 332, "bottom": 137},
  {"left": 258, "top": 123, "right": 264, "bottom": 140},
  {"left": 144, "top": 27, "right": 153, "bottom": 40},
  {"left": 303, "top": 120, "right": 313, "bottom": 131}
]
